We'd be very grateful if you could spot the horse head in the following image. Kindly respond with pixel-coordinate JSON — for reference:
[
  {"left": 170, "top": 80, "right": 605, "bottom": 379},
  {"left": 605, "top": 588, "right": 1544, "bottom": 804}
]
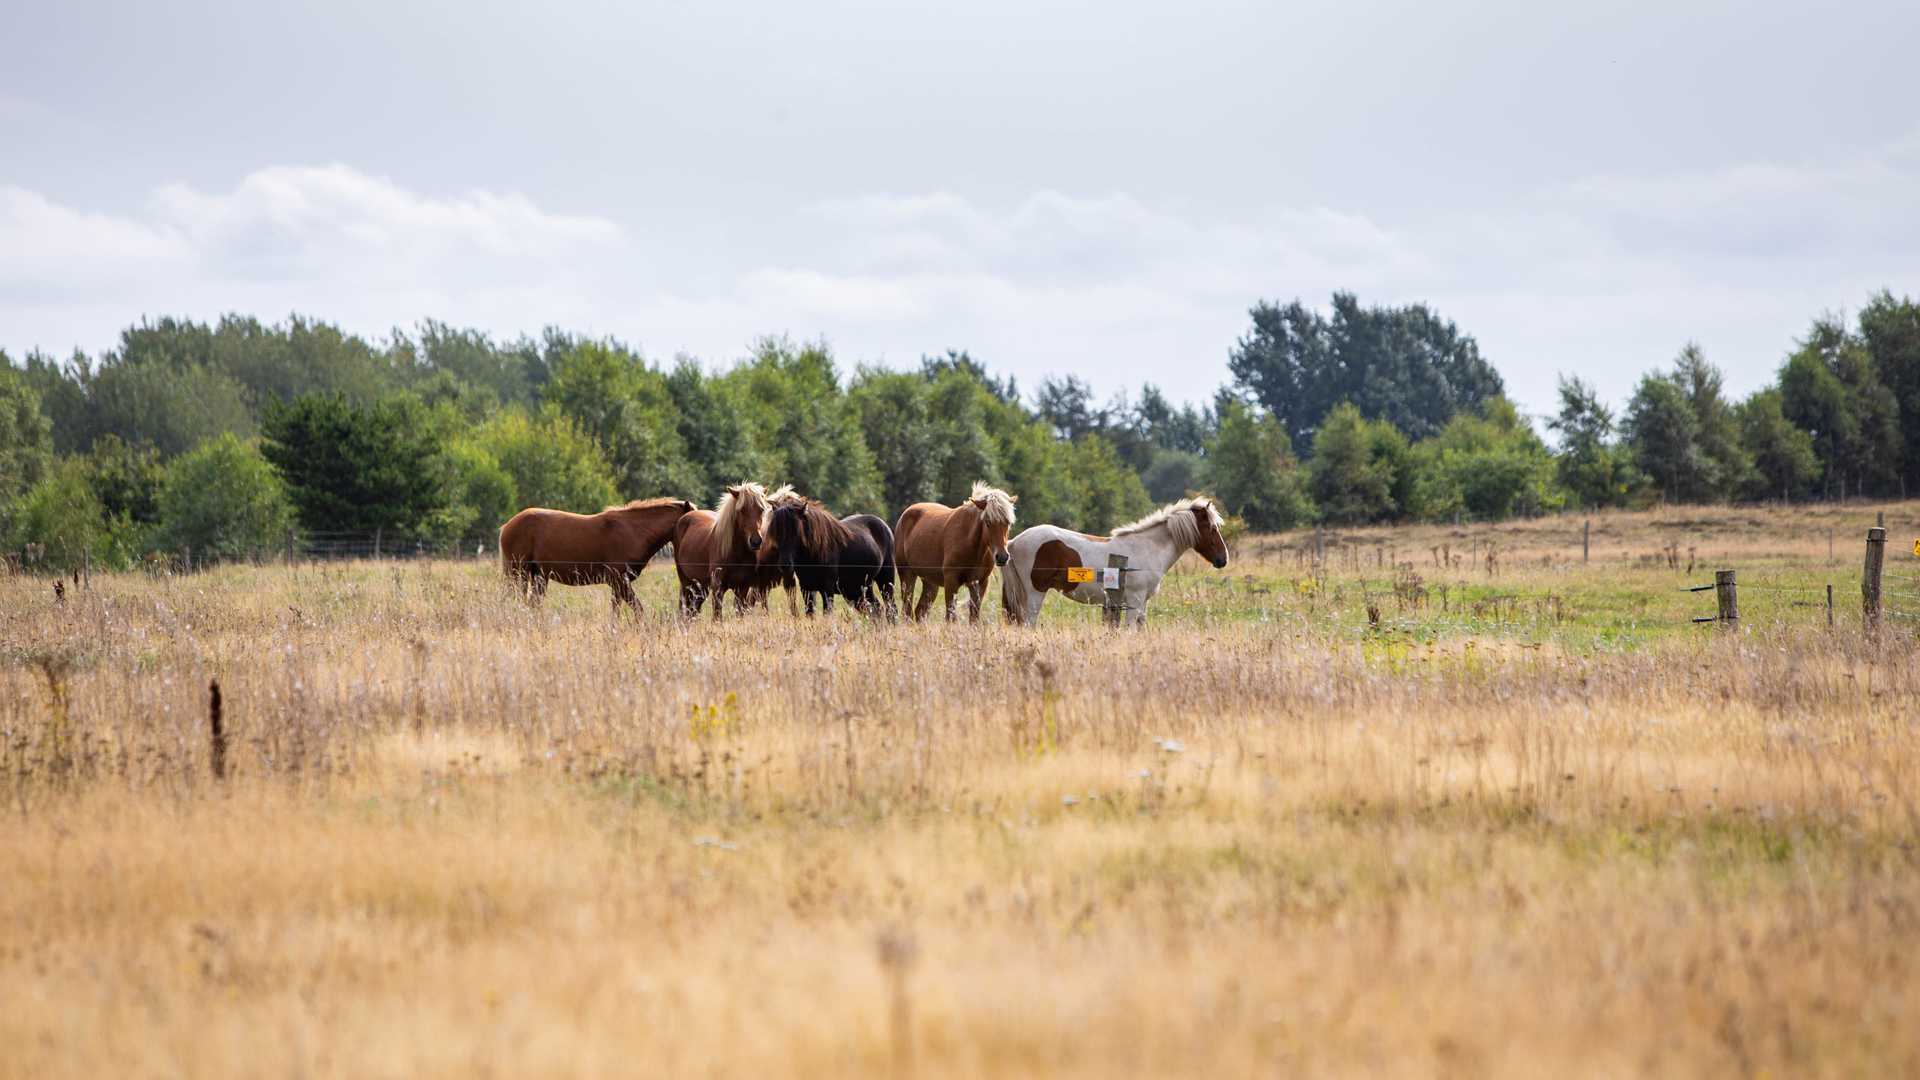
[
  {"left": 1189, "top": 498, "right": 1230, "bottom": 569},
  {"left": 719, "top": 482, "right": 770, "bottom": 552},
  {"left": 767, "top": 502, "right": 805, "bottom": 572},
  {"left": 969, "top": 483, "right": 1018, "bottom": 566}
]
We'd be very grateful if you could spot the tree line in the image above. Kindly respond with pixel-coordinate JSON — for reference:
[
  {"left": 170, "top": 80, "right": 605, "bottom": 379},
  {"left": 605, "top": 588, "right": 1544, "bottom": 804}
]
[{"left": 1, "top": 289, "right": 1916, "bottom": 572}]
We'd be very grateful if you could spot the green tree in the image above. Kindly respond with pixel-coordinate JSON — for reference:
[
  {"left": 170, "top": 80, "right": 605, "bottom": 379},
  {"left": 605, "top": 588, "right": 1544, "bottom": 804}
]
[
  {"left": 1858, "top": 292, "right": 1920, "bottom": 491},
  {"left": 1673, "top": 344, "right": 1752, "bottom": 494},
  {"left": 1624, "top": 374, "right": 1710, "bottom": 502},
  {"left": 260, "top": 392, "right": 450, "bottom": 538},
  {"left": 1142, "top": 448, "right": 1206, "bottom": 503},
  {"left": 666, "top": 358, "right": 762, "bottom": 499},
  {"left": 1735, "top": 388, "right": 1819, "bottom": 501},
  {"left": 84, "top": 360, "right": 256, "bottom": 457},
  {"left": 1229, "top": 292, "right": 1503, "bottom": 447},
  {"left": 157, "top": 434, "right": 297, "bottom": 562},
  {"left": 1408, "top": 398, "right": 1560, "bottom": 521},
  {"left": 850, "top": 370, "right": 943, "bottom": 513},
  {"left": 1779, "top": 316, "right": 1902, "bottom": 497},
  {"left": 1207, "top": 397, "right": 1313, "bottom": 531},
  {"left": 1548, "top": 375, "right": 1633, "bottom": 509},
  {"left": 1308, "top": 403, "right": 1401, "bottom": 524},
  {"left": 542, "top": 335, "right": 701, "bottom": 498},
  {"left": 440, "top": 438, "right": 520, "bottom": 541},
  {"left": 717, "top": 339, "right": 882, "bottom": 512},
  {"left": 0, "top": 358, "right": 55, "bottom": 539},
  {"left": 1053, "top": 435, "right": 1153, "bottom": 533},
  {"left": 473, "top": 409, "right": 618, "bottom": 513},
  {"left": 10, "top": 458, "right": 111, "bottom": 571}
]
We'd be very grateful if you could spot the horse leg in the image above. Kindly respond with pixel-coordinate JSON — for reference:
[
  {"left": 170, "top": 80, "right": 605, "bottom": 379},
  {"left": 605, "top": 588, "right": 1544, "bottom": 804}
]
[
  {"left": 941, "top": 581, "right": 958, "bottom": 623},
  {"left": 610, "top": 575, "right": 640, "bottom": 619},
  {"left": 911, "top": 577, "right": 937, "bottom": 622},
  {"left": 966, "top": 579, "right": 985, "bottom": 624}
]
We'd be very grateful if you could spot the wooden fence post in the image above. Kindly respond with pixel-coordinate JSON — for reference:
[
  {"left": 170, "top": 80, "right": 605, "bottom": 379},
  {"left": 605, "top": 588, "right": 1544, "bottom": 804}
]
[
  {"left": 1582, "top": 519, "right": 1590, "bottom": 564},
  {"left": 208, "top": 678, "right": 227, "bottom": 782},
  {"left": 183, "top": 544, "right": 192, "bottom": 574},
  {"left": 285, "top": 528, "right": 296, "bottom": 565},
  {"left": 373, "top": 527, "right": 383, "bottom": 560},
  {"left": 1864, "top": 527, "right": 1887, "bottom": 633},
  {"left": 1714, "top": 569, "right": 1737, "bottom": 629},
  {"left": 1826, "top": 583, "right": 1835, "bottom": 629},
  {"left": 1103, "top": 553, "right": 1128, "bottom": 627}
]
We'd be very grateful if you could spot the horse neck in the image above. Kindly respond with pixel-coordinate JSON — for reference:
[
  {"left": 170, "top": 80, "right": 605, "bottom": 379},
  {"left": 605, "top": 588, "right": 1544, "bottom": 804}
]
[
  {"left": 954, "top": 505, "right": 987, "bottom": 556},
  {"left": 1116, "top": 520, "right": 1186, "bottom": 574},
  {"left": 623, "top": 504, "right": 683, "bottom": 547}
]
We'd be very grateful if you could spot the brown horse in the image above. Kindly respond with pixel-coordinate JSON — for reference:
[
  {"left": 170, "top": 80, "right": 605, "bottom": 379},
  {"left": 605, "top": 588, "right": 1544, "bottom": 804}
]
[
  {"left": 673, "top": 481, "right": 776, "bottom": 619},
  {"left": 894, "top": 481, "right": 1017, "bottom": 622},
  {"left": 499, "top": 497, "right": 697, "bottom": 614}
]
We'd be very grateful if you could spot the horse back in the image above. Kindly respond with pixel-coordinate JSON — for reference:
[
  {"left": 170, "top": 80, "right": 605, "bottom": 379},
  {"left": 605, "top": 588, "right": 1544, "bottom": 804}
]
[
  {"left": 893, "top": 502, "right": 951, "bottom": 572},
  {"left": 673, "top": 510, "right": 718, "bottom": 579}
]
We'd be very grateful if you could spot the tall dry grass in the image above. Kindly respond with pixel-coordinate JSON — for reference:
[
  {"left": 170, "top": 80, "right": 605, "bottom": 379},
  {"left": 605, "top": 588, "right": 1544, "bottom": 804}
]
[{"left": 4, "top": 504, "right": 1920, "bottom": 1076}]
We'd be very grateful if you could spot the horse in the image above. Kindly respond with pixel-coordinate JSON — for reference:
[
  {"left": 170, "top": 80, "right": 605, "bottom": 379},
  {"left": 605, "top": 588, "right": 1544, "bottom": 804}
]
[
  {"left": 499, "top": 497, "right": 697, "bottom": 615},
  {"left": 1000, "top": 496, "right": 1229, "bottom": 627},
  {"left": 673, "top": 482, "right": 775, "bottom": 620},
  {"left": 893, "top": 482, "right": 1017, "bottom": 623},
  {"left": 765, "top": 497, "right": 897, "bottom": 618}
]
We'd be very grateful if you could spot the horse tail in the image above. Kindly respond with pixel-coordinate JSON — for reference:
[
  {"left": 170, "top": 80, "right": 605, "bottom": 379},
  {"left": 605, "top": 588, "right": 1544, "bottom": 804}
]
[
  {"left": 876, "top": 520, "right": 898, "bottom": 616},
  {"left": 1000, "top": 537, "right": 1032, "bottom": 625}
]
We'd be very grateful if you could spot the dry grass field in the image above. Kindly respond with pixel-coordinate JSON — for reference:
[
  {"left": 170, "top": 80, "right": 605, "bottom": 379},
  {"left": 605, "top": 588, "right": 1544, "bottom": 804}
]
[{"left": 7, "top": 501, "right": 1920, "bottom": 1077}]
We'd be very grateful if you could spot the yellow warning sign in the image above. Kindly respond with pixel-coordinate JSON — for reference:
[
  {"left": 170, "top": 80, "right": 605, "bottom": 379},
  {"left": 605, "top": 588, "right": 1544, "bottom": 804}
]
[
  {"left": 1912, "top": 537, "right": 1919, "bottom": 556},
  {"left": 1065, "top": 567, "right": 1096, "bottom": 583}
]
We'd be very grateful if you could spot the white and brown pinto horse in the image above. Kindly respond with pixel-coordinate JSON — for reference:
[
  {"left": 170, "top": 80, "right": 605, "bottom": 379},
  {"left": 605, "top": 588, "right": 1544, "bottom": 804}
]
[{"left": 1000, "top": 497, "right": 1229, "bottom": 626}]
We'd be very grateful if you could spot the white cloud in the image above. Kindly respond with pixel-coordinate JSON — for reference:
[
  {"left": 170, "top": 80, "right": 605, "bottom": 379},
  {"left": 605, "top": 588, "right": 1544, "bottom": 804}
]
[{"left": 5, "top": 141, "right": 1919, "bottom": 420}]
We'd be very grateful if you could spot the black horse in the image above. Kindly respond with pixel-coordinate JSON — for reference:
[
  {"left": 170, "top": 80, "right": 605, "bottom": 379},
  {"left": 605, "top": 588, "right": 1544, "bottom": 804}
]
[{"left": 765, "top": 498, "right": 897, "bottom": 618}]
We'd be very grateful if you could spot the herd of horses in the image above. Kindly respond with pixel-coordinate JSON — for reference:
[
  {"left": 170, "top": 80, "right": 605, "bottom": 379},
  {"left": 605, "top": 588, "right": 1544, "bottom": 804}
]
[{"left": 497, "top": 481, "right": 1230, "bottom": 626}]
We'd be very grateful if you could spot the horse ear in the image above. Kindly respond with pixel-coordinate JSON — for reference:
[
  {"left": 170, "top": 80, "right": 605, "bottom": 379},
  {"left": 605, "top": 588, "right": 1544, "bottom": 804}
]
[{"left": 1009, "top": 494, "right": 1019, "bottom": 503}]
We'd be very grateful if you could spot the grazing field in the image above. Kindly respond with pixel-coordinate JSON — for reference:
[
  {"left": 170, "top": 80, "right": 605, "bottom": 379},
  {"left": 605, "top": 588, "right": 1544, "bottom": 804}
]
[{"left": 7, "top": 501, "right": 1920, "bottom": 1077}]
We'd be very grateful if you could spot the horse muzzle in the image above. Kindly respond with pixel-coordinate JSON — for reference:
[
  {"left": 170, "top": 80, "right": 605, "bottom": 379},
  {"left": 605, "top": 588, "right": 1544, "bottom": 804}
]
[
  {"left": 748, "top": 535, "right": 763, "bottom": 551},
  {"left": 995, "top": 552, "right": 1009, "bottom": 567},
  {"left": 1211, "top": 555, "right": 1228, "bottom": 569}
]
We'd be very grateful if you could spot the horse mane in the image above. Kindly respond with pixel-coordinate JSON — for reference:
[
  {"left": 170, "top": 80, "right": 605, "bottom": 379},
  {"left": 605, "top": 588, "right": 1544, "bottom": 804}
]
[
  {"left": 968, "top": 481, "right": 1017, "bottom": 526},
  {"left": 796, "top": 498, "right": 854, "bottom": 552},
  {"left": 712, "top": 481, "right": 769, "bottom": 564},
  {"left": 1111, "top": 496, "right": 1221, "bottom": 548},
  {"left": 767, "top": 484, "right": 801, "bottom": 506},
  {"left": 604, "top": 496, "right": 694, "bottom": 513}
]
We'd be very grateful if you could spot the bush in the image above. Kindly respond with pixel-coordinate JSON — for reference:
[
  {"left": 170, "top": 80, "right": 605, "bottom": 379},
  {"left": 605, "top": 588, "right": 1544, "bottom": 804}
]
[
  {"left": 474, "top": 409, "right": 618, "bottom": 513},
  {"left": 157, "top": 434, "right": 297, "bottom": 563}
]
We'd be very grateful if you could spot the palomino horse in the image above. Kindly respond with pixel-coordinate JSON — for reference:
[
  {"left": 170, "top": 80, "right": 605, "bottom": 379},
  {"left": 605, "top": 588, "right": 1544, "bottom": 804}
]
[
  {"left": 1000, "top": 496, "right": 1229, "bottom": 626},
  {"left": 894, "top": 482, "right": 1017, "bottom": 623},
  {"left": 499, "top": 497, "right": 697, "bottom": 614},
  {"left": 765, "top": 497, "right": 897, "bottom": 617},
  {"left": 673, "top": 482, "right": 775, "bottom": 619}
]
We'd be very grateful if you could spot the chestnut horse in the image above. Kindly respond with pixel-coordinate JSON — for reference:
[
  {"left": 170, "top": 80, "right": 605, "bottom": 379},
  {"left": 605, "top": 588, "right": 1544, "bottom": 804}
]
[
  {"left": 673, "top": 481, "right": 775, "bottom": 619},
  {"left": 499, "top": 497, "right": 697, "bottom": 614},
  {"left": 894, "top": 482, "right": 1017, "bottom": 623}
]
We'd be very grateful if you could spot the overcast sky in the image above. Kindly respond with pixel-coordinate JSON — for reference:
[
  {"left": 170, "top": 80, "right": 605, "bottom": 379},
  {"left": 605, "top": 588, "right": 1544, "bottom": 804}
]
[{"left": 5, "top": 0, "right": 1918, "bottom": 424}]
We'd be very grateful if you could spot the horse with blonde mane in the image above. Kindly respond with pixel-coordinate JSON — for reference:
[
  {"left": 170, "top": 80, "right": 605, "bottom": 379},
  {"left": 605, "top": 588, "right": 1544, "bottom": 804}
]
[
  {"left": 499, "top": 497, "right": 697, "bottom": 615},
  {"left": 1000, "top": 496, "right": 1229, "bottom": 626},
  {"left": 673, "top": 482, "right": 775, "bottom": 619},
  {"left": 893, "top": 482, "right": 1017, "bottom": 623}
]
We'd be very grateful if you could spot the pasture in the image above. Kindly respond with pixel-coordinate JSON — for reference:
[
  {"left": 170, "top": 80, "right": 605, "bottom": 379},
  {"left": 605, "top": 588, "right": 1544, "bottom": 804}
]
[{"left": 6, "top": 500, "right": 1920, "bottom": 1076}]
